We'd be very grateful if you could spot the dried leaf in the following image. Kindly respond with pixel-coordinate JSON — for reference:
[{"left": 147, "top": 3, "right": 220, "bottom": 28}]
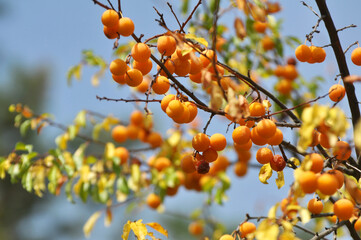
[
  {"left": 234, "top": 18, "right": 247, "bottom": 40},
  {"left": 130, "top": 219, "right": 148, "bottom": 239},
  {"left": 344, "top": 75, "right": 361, "bottom": 83},
  {"left": 83, "top": 211, "right": 101, "bottom": 238},
  {"left": 275, "top": 171, "right": 284, "bottom": 189},
  {"left": 146, "top": 222, "right": 168, "bottom": 237},
  {"left": 345, "top": 176, "right": 361, "bottom": 204},
  {"left": 259, "top": 163, "right": 273, "bottom": 184}
]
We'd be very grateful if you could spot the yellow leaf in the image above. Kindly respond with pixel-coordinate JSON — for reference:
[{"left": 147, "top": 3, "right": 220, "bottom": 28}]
[
  {"left": 185, "top": 33, "right": 208, "bottom": 48},
  {"left": 234, "top": 18, "right": 247, "bottom": 40},
  {"left": 275, "top": 171, "right": 284, "bottom": 189},
  {"left": 146, "top": 222, "right": 169, "bottom": 237},
  {"left": 211, "top": 85, "right": 223, "bottom": 110},
  {"left": 262, "top": 100, "right": 271, "bottom": 112},
  {"left": 354, "top": 119, "right": 361, "bottom": 151},
  {"left": 281, "top": 220, "right": 293, "bottom": 232},
  {"left": 83, "top": 211, "right": 101, "bottom": 238},
  {"left": 259, "top": 163, "right": 272, "bottom": 184},
  {"left": 255, "top": 219, "right": 279, "bottom": 240},
  {"left": 268, "top": 203, "right": 279, "bottom": 219},
  {"left": 299, "top": 207, "right": 311, "bottom": 224},
  {"left": 168, "top": 131, "right": 181, "bottom": 147},
  {"left": 104, "top": 142, "right": 115, "bottom": 160},
  {"left": 130, "top": 220, "right": 148, "bottom": 240},
  {"left": 122, "top": 221, "right": 131, "bottom": 240}
]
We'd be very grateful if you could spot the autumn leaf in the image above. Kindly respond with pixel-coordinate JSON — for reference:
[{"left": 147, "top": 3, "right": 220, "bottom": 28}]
[
  {"left": 344, "top": 75, "right": 361, "bottom": 83},
  {"left": 146, "top": 222, "right": 169, "bottom": 237},
  {"left": 259, "top": 163, "right": 272, "bottom": 184},
  {"left": 83, "top": 211, "right": 101, "bottom": 238},
  {"left": 355, "top": 119, "right": 361, "bottom": 151},
  {"left": 234, "top": 18, "right": 247, "bottom": 40},
  {"left": 275, "top": 171, "right": 284, "bottom": 189}
]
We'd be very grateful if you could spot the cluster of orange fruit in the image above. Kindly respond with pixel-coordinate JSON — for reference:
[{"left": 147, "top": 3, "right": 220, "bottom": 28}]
[
  {"left": 102, "top": 9, "right": 134, "bottom": 39},
  {"left": 273, "top": 62, "right": 298, "bottom": 95},
  {"left": 111, "top": 110, "right": 162, "bottom": 148},
  {"left": 218, "top": 222, "right": 256, "bottom": 240},
  {"left": 295, "top": 44, "right": 326, "bottom": 63},
  {"left": 160, "top": 94, "right": 198, "bottom": 124}
]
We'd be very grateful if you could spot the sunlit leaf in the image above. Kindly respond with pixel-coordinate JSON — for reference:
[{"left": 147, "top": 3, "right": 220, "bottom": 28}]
[
  {"left": 275, "top": 171, "right": 284, "bottom": 189},
  {"left": 259, "top": 163, "right": 272, "bottom": 184},
  {"left": 74, "top": 110, "right": 87, "bottom": 128},
  {"left": 146, "top": 222, "right": 168, "bottom": 237},
  {"left": 355, "top": 119, "right": 361, "bottom": 151},
  {"left": 255, "top": 219, "right": 278, "bottom": 240},
  {"left": 299, "top": 207, "right": 311, "bottom": 224},
  {"left": 130, "top": 219, "right": 148, "bottom": 239},
  {"left": 83, "top": 211, "right": 101, "bottom": 238},
  {"left": 185, "top": 33, "right": 208, "bottom": 48},
  {"left": 104, "top": 208, "right": 112, "bottom": 227}
]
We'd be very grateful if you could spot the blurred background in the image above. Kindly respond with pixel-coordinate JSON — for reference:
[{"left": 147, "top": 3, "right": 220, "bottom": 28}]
[{"left": 0, "top": 0, "right": 361, "bottom": 239}]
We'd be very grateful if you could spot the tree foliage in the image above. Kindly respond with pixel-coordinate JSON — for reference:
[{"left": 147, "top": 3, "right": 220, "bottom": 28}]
[{"left": 2, "top": 0, "right": 361, "bottom": 239}]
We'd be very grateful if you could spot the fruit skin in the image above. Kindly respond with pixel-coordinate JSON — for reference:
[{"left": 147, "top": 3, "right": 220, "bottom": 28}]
[
  {"left": 309, "top": 153, "right": 324, "bottom": 173},
  {"left": 146, "top": 193, "right": 161, "bottom": 209},
  {"left": 234, "top": 161, "right": 248, "bottom": 177},
  {"left": 317, "top": 173, "right": 338, "bottom": 195},
  {"left": 111, "top": 125, "right": 128, "bottom": 143},
  {"left": 333, "top": 141, "right": 351, "bottom": 161},
  {"left": 299, "top": 171, "right": 318, "bottom": 194},
  {"left": 125, "top": 69, "right": 143, "bottom": 87},
  {"left": 157, "top": 36, "right": 177, "bottom": 56},
  {"left": 327, "top": 169, "right": 344, "bottom": 189},
  {"left": 152, "top": 76, "right": 170, "bottom": 94},
  {"left": 355, "top": 217, "right": 361, "bottom": 231},
  {"left": 351, "top": 47, "right": 361, "bottom": 66},
  {"left": 192, "top": 133, "right": 210, "bottom": 152},
  {"left": 101, "top": 9, "right": 119, "bottom": 27},
  {"left": 333, "top": 199, "right": 354, "bottom": 220},
  {"left": 188, "top": 221, "right": 204, "bottom": 236},
  {"left": 131, "top": 43, "right": 151, "bottom": 62},
  {"left": 295, "top": 45, "right": 311, "bottom": 62},
  {"left": 239, "top": 222, "right": 256, "bottom": 238},
  {"left": 110, "top": 59, "right": 127, "bottom": 76},
  {"left": 261, "top": 36, "right": 275, "bottom": 51},
  {"left": 270, "top": 155, "right": 286, "bottom": 171},
  {"left": 328, "top": 84, "right": 345, "bottom": 102},
  {"left": 181, "top": 154, "right": 196, "bottom": 173},
  {"left": 256, "top": 119, "right": 276, "bottom": 138},
  {"left": 118, "top": 17, "right": 134, "bottom": 37},
  {"left": 307, "top": 198, "right": 323, "bottom": 214},
  {"left": 256, "top": 147, "right": 273, "bottom": 164},
  {"left": 219, "top": 234, "right": 234, "bottom": 240},
  {"left": 232, "top": 126, "right": 251, "bottom": 145},
  {"left": 114, "top": 147, "right": 129, "bottom": 164}
]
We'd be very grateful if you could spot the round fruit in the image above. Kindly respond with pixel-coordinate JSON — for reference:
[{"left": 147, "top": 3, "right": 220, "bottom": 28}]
[
  {"left": 161, "top": 94, "right": 176, "bottom": 112},
  {"left": 114, "top": 147, "right": 129, "bottom": 164},
  {"left": 295, "top": 44, "right": 311, "bottom": 62},
  {"left": 210, "top": 133, "right": 227, "bottom": 151},
  {"left": 311, "top": 46, "right": 326, "bottom": 63},
  {"left": 307, "top": 198, "right": 323, "bottom": 214},
  {"left": 333, "top": 199, "right": 354, "bottom": 220},
  {"left": 351, "top": 47, "right": 361, "bottom": 66},
  {"left": 188, "top": 221, "right": 203, "bottom": 236},
  {"left": 133, "top": 59, "right": 152, "bottom": 75},
  {"left": 111, "top": 125, "right": 128, "bottom": 143},
  {"left": 319, "top": 133, "right": 331, "bottom": 149},
  {"left": 327, "top": 169, "right": 344, "bottom": 189},
  {"left": 317, "top": 173, "right": 338, "bottom": 195},
  {"left": 131, "top": 43, "right": 151, "bottom": 62},
  {"left": 157, "top": 36, "right": 177, "bottom": 56},
  {"left": 146, "top": 193, "right": 161, "bottom": 209},
  {"left": 101, "top": 9, "right": 119, "bottom": 27},
  {"left": 283, "top": 64, "right": 298, "bottom": 80},
  {"left": 328, "top": 84, "right": 346, "bottom": 102},
  {"left": 219, "top": 234, "right": 234, "bottom": 240},
  {"left": 256, "top": 119, "right": 276, "bottom": 138},
  {"left": 276, "top": 79, "right": 293, "bottom": 95},
  {"left": 355, "top": 217, "right": 361, "bottom": 231},
  {"left": 250, "top": 127, "right": 268, "bottom": 146},
  {"left": 200, "top": 49, "right": 217, "bottom": 68},
  {"left": 118, "top": 17, "right": 134, "bottom": 37},
  {"left": 270, "top": 155, "right": 286, "bottom": 171},
  {"left": 146, "top": 132, "right": 163, "bottom": 148},
  {"left": 256, "top": 147, "right": 273, "bottom": 164},
  {"left": 110, "top": 59, "right": 127, "bottom": 76},
  {"left": 299, "top": 171, "right": 318, "bottom": 194},
  {"left": 267, "top": 128, "right": 283, "bottom": 145},
  {"left": 309, "top": 153, "right": 324, "bottom": 173},
  {"left": 153, "top": 157, "right": 171, "bottom": 171},
  {"left": 152, "top": 76, "right": 170, "bottom": 94},
  {"left": 203, "top": 148, "right": 218, "bottom": 163},
  {"left": 240, "top": 222, "right": 256, "bottom": 238},
  {"left": 249, "top": 102, "right": 266, "bottom": 116},
  {"left": 333, "top": 141, "right": 351, "bottom": 161},
  {"left": 232, "top": 126, "right": 251, "bottom": 145},
  {"left": 234, "top": 161, "right": 248, "bottom": 177},
  {"left": 159, "top": 59, "right": 175, "bottom": 76},
  {"left": 181, "top": 154, "right": 196, "bottom": 173},
  {"left": 192, "top": 133, "right": 211, "bottom": 152},
  {"left": 253, "top": 21, "right": 267, "bottom": 33},
  {"left": 234, "top": 139, "right": 253, "bottom": 151},
  {"left": 261, "top": 36, "right": 275, "bottom": 51},
  {"left": 125, "top": 69, "right": 143, "bottom": 87}
]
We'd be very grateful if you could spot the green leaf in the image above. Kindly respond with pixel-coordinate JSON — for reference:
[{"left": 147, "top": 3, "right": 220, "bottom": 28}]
[
  {"left": 73, "top": 143, "right": 87, "bottom": 170},
  {"left": 20, "top": 120, "right": 31, "bottom": 137},
  {"left": 67, "top": 64, "right": 82, "bottom": 86},
  {"left": 65, "top": 179, "right": 75, "bottom": 203},
  {"left": 22, "top": 171, "right": 33, "bottom": 192},
  {"left": 181, "top": 0, "right": 189, "bottom": 14}
]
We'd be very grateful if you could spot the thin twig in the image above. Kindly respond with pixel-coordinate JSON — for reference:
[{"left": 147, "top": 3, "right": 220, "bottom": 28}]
[
  {"left": 301, "top": 1, "right": 320, "bottom": 18},
  {"left": 167, "top": 2, "right": 182, "bottom": 29},
  {"left": 344, "top": 41, "right": 359, "bottom": 55},
  {"left": 92, "top": 0, "right": 110, "bottom": 9},
  {"left": 180, "top": 0, "right": 202, "bottom": 32},
  {"left": 337, "top": 24, "right": 357, "bottom": 32}
]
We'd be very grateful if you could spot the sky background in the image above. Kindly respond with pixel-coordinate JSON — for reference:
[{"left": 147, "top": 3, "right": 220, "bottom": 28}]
[{"left": 1, "top": 0, "right": 361, "bottom": 239}]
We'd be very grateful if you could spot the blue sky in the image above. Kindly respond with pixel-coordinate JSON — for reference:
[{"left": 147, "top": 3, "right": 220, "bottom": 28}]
[{"left": 1, "top": 0, "right": 361, "bottom": 239}]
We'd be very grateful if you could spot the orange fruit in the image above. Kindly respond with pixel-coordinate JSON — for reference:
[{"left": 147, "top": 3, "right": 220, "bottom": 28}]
[
  {"left": 173, "top": 58, "right": 191, "bottom": 77},
  {"left": 188, "top": 221, "right": 203, "bottom": 236},
  {"left": 146, "top": 132, "right": 163, "bottom": 148},
  {"left": 189, "top": 56, "right": 203, "bottom": 75},
  {"left": 239, "top": 222, "right": 256, "bottom": 238},
  {"left": 153, "top": 157, "right": 171, "bottom": 171},
  {"left": 130, "top": 110, "right": 144, "bottom": 126},
  {"left": 103, "top": 25, "right": 119, "bottom": 39},
  {"left": 333, "top": 199, "right": 354, "bottom": 220},
  {"left": 327, "top": 169, "right": 344, "bottom": 189},
  {"left": 192, "top": 133, "right": 210, "bottom": 152},
  {"left": 249, "top": 102, "right": 265, "bottom": 117},
  {"left": 333, "top": 141, "right": 351, "bottom": 161},
  {"left": 184, "top": 102, "right": 198, "bottom": 123},
  {"left": 256, "top": 148, "right": 273, "bottom": 164},
  {"left": 276, "top": 78, "right": 293, "bottom": 95},
  {"left": 274, "top": 65, "right": 285, "bottom": 77},
  {"left": 295, "top": 45, "right": 312, "bottom": 62},
  {"left": 146, "top": 193, "right": 161, "bottom": 209},
  {"left": 111, "top": 125, "right": 128, "bottom": 143},
  {"left": 110, "top": 59, "right": 127, "bottom": 76},
  {"left": 317, "top": 173, "right": 338, "bottom": 195},
  {"left": 253, "top": 21, "right": 267, "bottom": 33},
  {"left": 200, "top": 49, "right": 217, "bottom": 68},
  {"left": 152, "top": 76, "right": 170, "bottom": 94},
  {"left": 237, "top": 150, "right": 252, "bottom": 162},
  {"left": 261, "top": 36, "right": 275, "bottom": 51},
  {"left": 307, "top": 198, "right": 323, "bottom": 214},
  {"left": 209, "top": 133, "right": 227, "bottom": 151},
  {"left": 133, "top": 59, "right": 152, "bottom": 75},
  {"left": 250, "top": 127, "right": 268, "bottom": 146},
  {"left": 311, "top": 46, "right": 326, "bottom": 63},
  {"left": 256, "top": 119, "right": 276, "bottom": 138},
  {"left": 203, "top": 148, "right": 218, "bottom": 163},
  {"left": 158, "top": 59, "right": 175, "bottom": 76},
  {"left": 319, "top": 133, "right": 331, "bottom": 149},
  {"left": 166, "top": 99, "right": 184, "bottom": 118},
  {"left": 118, "top": 17, "right": 134, "bottom": 37},
  {"left": 101, "top": 9, "right": 119, "bottom": 27},
  {"left": 135, "top": 77, "right": 150, "bottom": 93},
  {"left": 234, "top": 161, "right": 248, "bottom": 177},
  {"left": 328, "top": 84, "right": 346, "bottom": 102},
  {"left": 181, "top": 154, "right": 196, "bottom": 173},
  {"left": 234, "top": 139, "right": 253, "bottom": 152},
  {"left": 299, "top": 171, "right": 318, "bottom": 194},
  {"left": 232, "top": 126, "right": 251, "bottom": 145},
  {"left": 131, "top": 43, "right": 151, "bottom": 62},
  {"left": 355, "top": 217, "right": 361, "bottom": 231},
  {"left": 351, "top": 47, "right": 361, "bottom": 66},
  {"left": 157, "top": 36, "right": 177, "bottom": 56},
  {"left": 114, "top": 147, "right": 129, "bottom": 164},
  {"left": 219, "top": 234, "right": 234, "bottom": 240},
  {"left": 125, "top": 69, "right": 143, "bottom": 87},
  {"left": 283, "top": 64, "right": 298, "bottom": 80},
  {"left": 309, "top": 153, "right": 324, "bottom": 173},
  {"left": 267, "top": 128, "right": 283, "bottom": 145},
  {"left": 161, "top": 94, "right": 176, "bottom": 112}
]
